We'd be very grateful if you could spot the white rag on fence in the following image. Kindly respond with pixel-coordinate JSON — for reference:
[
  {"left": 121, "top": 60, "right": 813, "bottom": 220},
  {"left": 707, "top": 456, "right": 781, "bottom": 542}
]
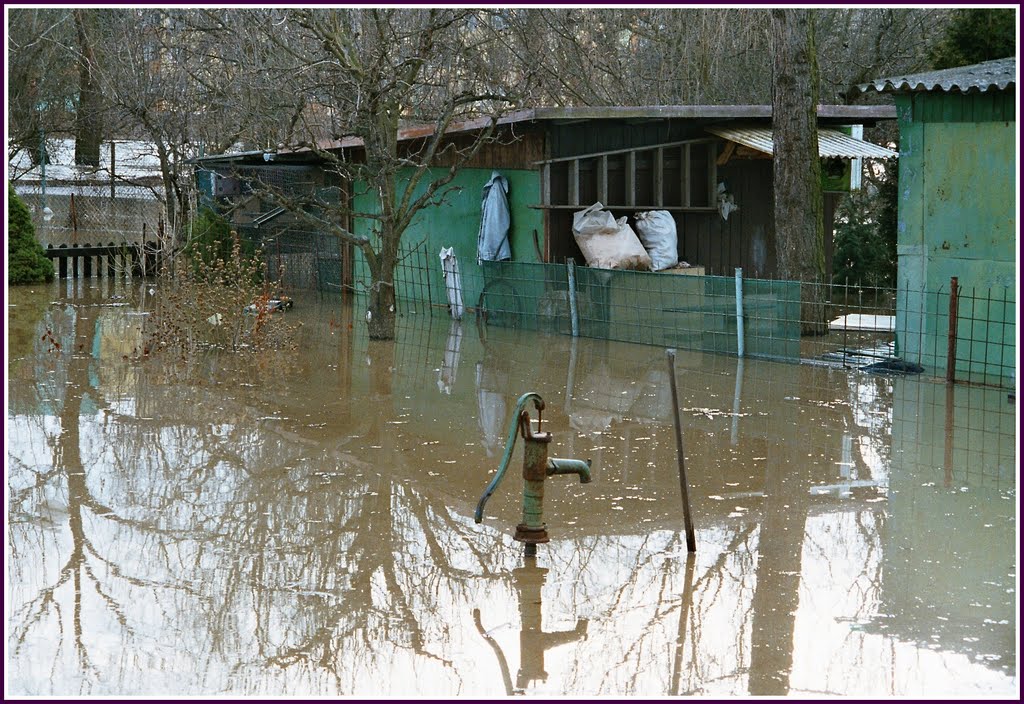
[{"left": 439, "top": 246, "right": 464, "bottom": 320}]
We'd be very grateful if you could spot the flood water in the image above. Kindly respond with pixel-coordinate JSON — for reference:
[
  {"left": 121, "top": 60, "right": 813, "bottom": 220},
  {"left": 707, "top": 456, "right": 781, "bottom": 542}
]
[{"left": 6, "top": 281, "right": 1018, "bottom": 697}]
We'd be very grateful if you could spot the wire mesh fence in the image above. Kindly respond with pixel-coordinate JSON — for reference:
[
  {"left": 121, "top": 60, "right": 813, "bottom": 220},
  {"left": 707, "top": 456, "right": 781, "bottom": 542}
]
[
  {"left": 344, "top": 250, "right": 1015, "bottom": 390},
  {"left": 15, "top": 185, "right": 1011, "bottom": 391},
  {"left": 13, "top": 183, "right": 164, "bottom": 247}
]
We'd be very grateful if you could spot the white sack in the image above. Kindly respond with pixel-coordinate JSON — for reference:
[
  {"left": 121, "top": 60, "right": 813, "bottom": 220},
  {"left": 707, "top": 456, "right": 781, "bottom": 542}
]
[
  {"left": 634, "top": 210, "right": 679, "bottom": 271},
  {"left": 571, "top": 202, "right": 652, "bottom": 271}
]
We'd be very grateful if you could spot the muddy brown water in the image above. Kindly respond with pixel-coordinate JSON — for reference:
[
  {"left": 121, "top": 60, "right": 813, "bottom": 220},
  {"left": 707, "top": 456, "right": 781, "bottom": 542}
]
[{"left": 6, "top": 282, "right": 1017, "bottom": 697}]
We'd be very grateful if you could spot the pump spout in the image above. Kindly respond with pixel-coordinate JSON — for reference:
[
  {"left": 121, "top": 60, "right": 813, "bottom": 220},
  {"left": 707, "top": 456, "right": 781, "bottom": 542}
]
[{"left": 546, "top": 458, "right": 592, "bottom": 484}]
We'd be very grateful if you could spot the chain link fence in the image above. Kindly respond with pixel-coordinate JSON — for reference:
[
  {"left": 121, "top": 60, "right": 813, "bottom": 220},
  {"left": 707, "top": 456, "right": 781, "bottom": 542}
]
[
  {"left": 13, "top": 183, "right": 165, "bottom": 248},
  {"left": 13, "top": 177, "right": 1012, "bottom": 390}
]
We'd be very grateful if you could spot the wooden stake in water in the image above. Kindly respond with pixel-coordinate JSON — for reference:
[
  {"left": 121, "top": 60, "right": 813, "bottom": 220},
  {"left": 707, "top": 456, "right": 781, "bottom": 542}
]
[{"left": 666, "top": 349, "right": 697, "bottom": 552}]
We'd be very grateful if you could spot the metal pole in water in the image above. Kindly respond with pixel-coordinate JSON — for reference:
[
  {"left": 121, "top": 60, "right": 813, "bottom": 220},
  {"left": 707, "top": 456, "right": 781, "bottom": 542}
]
[
  {"left": 567, "top": 258, "right": 579, "bottom": 338},
  {"left": 731, "top": 356, "right": 744, "bottom": 446},
  {"left": 666, "top": 348, "right": 697, "bottom": 553},
  {"left": 110, "top": 141, "right": 116, "bottom": 200},
  {"left": 734, "top": 268, "right": 745, "bottom": 357}
]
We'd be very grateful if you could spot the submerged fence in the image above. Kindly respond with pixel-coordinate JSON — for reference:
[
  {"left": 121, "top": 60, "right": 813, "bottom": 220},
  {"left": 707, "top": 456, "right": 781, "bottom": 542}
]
[
  {"left": 343, "top": 252, "right": 1014, "bottom": 390},
  {"left": 237, "top": 226, "right": 1012, "bottom": 389}
]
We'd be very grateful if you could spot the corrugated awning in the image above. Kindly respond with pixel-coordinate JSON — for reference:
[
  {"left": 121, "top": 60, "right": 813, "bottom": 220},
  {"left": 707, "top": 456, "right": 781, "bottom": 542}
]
[{"left": 706, "top": 126, "right": 897, "bottom": 159}]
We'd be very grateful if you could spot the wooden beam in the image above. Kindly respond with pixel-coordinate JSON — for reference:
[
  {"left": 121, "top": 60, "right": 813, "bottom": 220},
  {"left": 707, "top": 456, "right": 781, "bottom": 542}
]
[
  {"left": 682, "top": 145, "right": 691, "bottom": 208},
  {"left": 542, "top": 163, "right": 551, "bottom": 206},
  {"left": 569, "top": 160, "right": 580, "bottom": 206},
  {"left": 533, "top": 137, "right": 717, "bottom": 165},
  {"left": 716, "top": 141, "right": 737, "bottom": 166},
  {"left": 528, "top": 204, "right": 718, "bottom": 213},
  {"left": 735, "top": 145, "right": 773, "bottom": 159},
  {"left": 654, "top": 147, "right": 664, "bottom": 207},
  {"left": 707, "top": 146, "right": 717, "bottom": 207},
  {"left": 598, "top": 155, "right": 608, "bottom": 204},
  {"left": 625, "top": 152, "right": 636, "bottom": 207}
]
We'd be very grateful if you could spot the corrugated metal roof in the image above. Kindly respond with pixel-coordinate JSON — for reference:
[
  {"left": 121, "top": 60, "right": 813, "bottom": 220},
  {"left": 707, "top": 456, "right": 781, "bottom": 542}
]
[
  {"left": 706, "top": 126, "right": 898, "bottom": 159},
  {"left": 854, "top": 57, "right": 1015, "bottom": 95}
]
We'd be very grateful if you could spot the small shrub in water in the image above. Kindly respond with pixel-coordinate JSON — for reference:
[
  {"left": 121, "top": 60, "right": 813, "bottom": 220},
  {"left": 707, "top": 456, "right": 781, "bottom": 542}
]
[{"left": 141, "top": 232, "right": 297, "bottom": 360}]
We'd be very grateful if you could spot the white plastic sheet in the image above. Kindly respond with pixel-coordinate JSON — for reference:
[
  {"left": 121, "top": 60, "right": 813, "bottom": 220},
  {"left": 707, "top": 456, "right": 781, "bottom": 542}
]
[{"left": 439, "top": 246, "right": 464, "bottom": 320}]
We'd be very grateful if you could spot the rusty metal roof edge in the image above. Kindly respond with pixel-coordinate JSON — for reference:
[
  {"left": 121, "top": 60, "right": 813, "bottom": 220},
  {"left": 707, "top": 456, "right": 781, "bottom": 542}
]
[
  {"left": 532, "top": 104, "right": 896, "bottom": 120},
  {"left": 196, "top": 104, "right": 897, "bottom": 163},
  {"left": 190, "top": 149, "right": 271, "bottom": 164},
  {"left": 277, "top": 108, "right": 538, "bottom": 156},
  {"left": 854, "top": 57, "right": 1017, "bottom": 95}
]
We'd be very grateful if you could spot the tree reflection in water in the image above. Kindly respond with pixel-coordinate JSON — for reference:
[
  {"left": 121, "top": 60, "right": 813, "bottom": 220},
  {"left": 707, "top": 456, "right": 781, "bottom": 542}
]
[{"left": 5, "top": 285, "right": 1016, "bottom": 697}]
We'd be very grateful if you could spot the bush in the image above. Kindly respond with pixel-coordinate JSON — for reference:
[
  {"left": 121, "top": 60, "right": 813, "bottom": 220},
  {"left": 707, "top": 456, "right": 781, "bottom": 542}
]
[
  {"left": 186, "top": 207, "right": 253, "bottom": 267},
  {"left": 7, "top": 183, "right": 55, "bottom": 285},
  {"left": 141, "top": 233, "right": 295, "bottom": 360}
]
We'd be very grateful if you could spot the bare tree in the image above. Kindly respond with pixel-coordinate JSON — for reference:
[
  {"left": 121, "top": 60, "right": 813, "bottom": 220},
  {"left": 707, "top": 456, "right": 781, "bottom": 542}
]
[
  {"left": 243, "top": 8, "right": 517, "bottom": 340},
  {"left": 491, "top": 8, "right": 947, "bottom": 108},
  {"left": 87, "top": 9, "right": 273, "bottom": 256},
  {"left": 772, "top": 8, "right": 827, "bottom": 335},
  {"left": 6, "top": 9, "right": 78, "bottom": 166},
  {"left": 72, "top": 9, "right": 103, "bottom": 166}
]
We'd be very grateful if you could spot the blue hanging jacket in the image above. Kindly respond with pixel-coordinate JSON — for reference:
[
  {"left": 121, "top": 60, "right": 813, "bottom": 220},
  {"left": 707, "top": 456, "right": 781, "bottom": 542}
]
[{"left": 476, "top": 171, "right": 511, "bottom": 263}]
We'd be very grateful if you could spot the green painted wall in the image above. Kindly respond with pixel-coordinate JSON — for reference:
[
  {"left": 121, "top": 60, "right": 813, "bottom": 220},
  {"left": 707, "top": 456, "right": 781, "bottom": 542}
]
[
  {"left": 893, "top": 92, "right": 1016, "bottom": 383},
  {"left": 351, "top": 167, "right": 543, "bottom": 312}
]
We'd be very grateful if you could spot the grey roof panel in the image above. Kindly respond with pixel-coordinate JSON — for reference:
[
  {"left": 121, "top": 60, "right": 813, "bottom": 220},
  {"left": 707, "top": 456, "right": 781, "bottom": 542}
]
[
  {"left": 706, "top": 126, "right": 898, "bottom": 159},
  {"left": 855, "top": 58, "right": 1016, "bottom": 95}
]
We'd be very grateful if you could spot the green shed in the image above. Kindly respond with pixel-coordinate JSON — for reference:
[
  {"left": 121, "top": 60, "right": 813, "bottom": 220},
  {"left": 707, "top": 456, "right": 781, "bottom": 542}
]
[
  {"left": 856, "top": 58, "right": 1017, "bottom": 386},
  {"left": 193, "top": 105, "right": 895, "bottom": 294}
]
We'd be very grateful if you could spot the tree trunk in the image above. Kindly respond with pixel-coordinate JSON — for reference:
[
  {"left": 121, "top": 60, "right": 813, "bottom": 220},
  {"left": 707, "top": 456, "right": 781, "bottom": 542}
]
[
  {"left": 73, "top": 9, "right": 103, "bottom": 167},
  {"left": 365, "top": 237, "right": 398, "bottom": 340},
  {"left": 771, "top": 9, "right": 827, "bottom": 336}
]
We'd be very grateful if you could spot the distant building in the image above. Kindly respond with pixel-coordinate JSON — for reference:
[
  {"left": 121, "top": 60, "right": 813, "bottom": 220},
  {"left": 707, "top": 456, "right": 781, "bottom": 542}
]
[{"left": 10, "top": 139, "right": 165, "bottom": 245}]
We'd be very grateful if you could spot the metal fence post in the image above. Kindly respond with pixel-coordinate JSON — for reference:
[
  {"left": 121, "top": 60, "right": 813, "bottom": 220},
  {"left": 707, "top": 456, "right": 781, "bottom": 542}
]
[
  {"left": 734, "top": 267, "right": 745, "bottom": 357},
  {"left": 110, "top": 141, "right": 116, "bottom": 200},
  {"left": 947, "top": 276, "right": 959, "bottom": 383}
]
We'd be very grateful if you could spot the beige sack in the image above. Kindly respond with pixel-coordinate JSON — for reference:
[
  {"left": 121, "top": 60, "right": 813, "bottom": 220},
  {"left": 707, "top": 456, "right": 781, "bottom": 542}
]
[{"left": 571, "top": 202, "right": 652, "bottom": 271}]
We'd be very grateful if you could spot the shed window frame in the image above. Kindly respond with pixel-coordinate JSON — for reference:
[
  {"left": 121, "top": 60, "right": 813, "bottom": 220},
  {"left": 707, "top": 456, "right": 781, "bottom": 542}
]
[{"left": 533, "top": 138, "right": 719, "bottom": 212}]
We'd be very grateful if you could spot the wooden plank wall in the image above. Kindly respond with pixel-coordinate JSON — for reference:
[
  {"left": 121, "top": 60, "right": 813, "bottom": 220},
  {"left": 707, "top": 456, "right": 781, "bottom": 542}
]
[{"left": 549, "top": 157, "right": 839, "bottom": 281}]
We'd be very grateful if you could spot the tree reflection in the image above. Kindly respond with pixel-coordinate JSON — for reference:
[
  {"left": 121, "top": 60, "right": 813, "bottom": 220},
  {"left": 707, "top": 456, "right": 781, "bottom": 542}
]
[{"left": 6, "top": 287, "right": 1014, "bottom": 697}]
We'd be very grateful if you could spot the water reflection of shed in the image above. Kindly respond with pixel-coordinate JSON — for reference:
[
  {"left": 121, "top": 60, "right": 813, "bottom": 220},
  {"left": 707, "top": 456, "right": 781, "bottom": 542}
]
[{"left": 194, "top": 104, "right": 896, "bottom": 294}]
